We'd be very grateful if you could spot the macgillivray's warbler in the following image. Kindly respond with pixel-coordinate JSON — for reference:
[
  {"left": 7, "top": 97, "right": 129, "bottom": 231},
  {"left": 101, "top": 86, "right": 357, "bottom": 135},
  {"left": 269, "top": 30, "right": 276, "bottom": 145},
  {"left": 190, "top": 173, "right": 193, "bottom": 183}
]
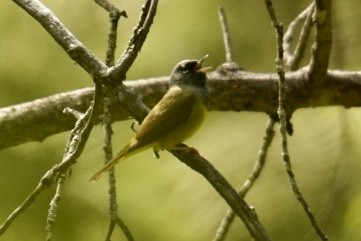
[{"left": 90, "top": 56, "right": 210, "bottom": 181}]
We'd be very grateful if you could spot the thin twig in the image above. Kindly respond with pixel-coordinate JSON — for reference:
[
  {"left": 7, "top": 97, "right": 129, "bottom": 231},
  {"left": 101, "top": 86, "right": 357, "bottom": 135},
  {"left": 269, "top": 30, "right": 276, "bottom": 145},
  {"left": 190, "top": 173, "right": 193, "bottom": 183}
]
[
  {"left": 95, "top": 2, "right": 134, "bottom": 239},
  {"left": 94, "top": 0, "right": 127, "bottom": 17},
  {"left": 217, "top": 6, "right": 243, "bottom": 72},
  {"left": 104, "top": 111, "right": 134, "bottom": 241},
  {"left": 105, "top": 221, "right": 116, "bottom": 241},
  {"left": 289, "top": 4, "right": 315, "bottom": 70},
  {"left": 218, "top": 6, "right": 234, "bottom": 63},
  {"left": 114, "top": 218, "right": 134, "bottom": 240},
  {"left": 45, "top": 173, "right": 66, "bottom": 241},
  {"left": 284, "top": 3, "right": 315, "bottom": 70},
  {"left": 240, "top": 119, "right": 275, "bottom": 196},
  {"left": 95, "top": 0, "right": 127, "bottom": 66},
  {"left": 63, "top": 107, "right": 84, "bottom": 119},
  {"left": 105, "top": 0, "right": 158, "bottom": 123},
  {"left": 102, "top": 96, "right": 134, "bottom": 241},
  {"left": 213, "top": 119, "right": 275, "bottom": 241},
  {"left": 55, "top": 87, "right": 102, "bottom": 173},
  {"left": 0, "top": 88, "right": 99, "bottom": 235},
  {"left": 264, "top": 1, "right": 328, "bottom": 240},
  {"left": 109, "top": 0, "right": 158, "bottom": 80},
  {"left": 0, "top": 171, "right": 53, "bottom": 235}
]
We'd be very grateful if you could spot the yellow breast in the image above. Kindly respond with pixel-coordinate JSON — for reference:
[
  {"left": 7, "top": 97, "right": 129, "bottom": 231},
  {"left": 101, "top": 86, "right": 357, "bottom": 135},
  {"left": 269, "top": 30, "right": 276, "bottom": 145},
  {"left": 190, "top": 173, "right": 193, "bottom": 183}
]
[{"left": 154, "top": 87, "right": 206, "bottom": 150}]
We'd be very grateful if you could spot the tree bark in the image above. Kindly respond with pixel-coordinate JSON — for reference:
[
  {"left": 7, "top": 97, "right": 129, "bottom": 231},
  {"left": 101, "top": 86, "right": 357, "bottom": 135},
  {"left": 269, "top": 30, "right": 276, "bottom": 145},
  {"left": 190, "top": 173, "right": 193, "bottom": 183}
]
[{"left": 1, "top": 68, "right": 360, "bottom": 150}]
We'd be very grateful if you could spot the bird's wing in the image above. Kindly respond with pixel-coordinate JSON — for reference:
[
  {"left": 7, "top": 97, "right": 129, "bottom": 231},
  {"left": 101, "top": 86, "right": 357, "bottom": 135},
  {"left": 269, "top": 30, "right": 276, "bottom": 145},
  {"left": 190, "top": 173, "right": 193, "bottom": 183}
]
[{"left": 134, "top": 87, "right": 198, "bottom": 148}]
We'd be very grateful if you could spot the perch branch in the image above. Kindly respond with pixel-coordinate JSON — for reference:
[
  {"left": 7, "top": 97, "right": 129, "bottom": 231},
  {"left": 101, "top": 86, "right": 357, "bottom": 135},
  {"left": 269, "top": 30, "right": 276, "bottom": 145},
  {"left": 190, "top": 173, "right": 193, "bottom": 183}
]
[
  {"left": 7, "top": 0, "right": 271, "bottom": 239},
  {"left": 1, "top": 70, "right": 361, "bottom": 150},
  {"left": 100, "top": 80, "right": 273, "bottom": 239}
]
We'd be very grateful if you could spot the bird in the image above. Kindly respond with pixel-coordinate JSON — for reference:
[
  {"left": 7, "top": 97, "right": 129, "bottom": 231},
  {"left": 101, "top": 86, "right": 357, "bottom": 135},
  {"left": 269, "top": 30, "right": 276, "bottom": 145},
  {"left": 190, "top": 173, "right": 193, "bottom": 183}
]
[{"left": 90, "top": 56, "right": 210, "bottom": 181}]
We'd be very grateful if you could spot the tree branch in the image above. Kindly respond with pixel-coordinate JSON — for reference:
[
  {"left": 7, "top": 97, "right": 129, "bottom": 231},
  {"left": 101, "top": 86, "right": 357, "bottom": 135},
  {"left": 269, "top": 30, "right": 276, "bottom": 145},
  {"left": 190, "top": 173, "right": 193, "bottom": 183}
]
[
  {"left": 218, "top": 6, "right": 234, "bottom": 63},
  {"left": 266, "top": 0, "right": 328, "bottom": 238},
  {"left": 11, "top": 0, "right": 158, "bottom": 85},
  {"left": 1, "top": 69, "right": 360, "bottom": 150},
  {"left": 12, "top": 0, "right": 108, "bottom": 81},
  {"left": 108, "top": 0, "right": 158, "bottom": 81},
  {"left": 213, "top": 119, "right": 275, "bottom": 241},
  {"left": 2, "top": 0, "right": 355, "bottom": 239},
  {"left": 170, "top": 146, "right": 272, "bottom": 241},
  {"left": 284, "top": 3, "right": 315, "bottom": 70}
]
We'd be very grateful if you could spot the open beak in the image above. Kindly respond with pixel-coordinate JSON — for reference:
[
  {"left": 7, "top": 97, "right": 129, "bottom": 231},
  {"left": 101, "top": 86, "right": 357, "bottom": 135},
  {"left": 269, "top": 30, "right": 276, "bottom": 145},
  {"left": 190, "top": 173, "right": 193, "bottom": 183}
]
[{"left": 195, "top": 55, "right": 212, "bottom": 73}]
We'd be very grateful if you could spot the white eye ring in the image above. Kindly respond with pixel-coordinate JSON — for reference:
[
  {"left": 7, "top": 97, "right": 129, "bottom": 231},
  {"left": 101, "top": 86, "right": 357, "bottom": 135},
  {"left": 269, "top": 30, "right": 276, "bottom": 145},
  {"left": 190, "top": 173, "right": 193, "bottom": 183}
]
[{"left": 180, "top": 64, "right": 189, "bottom": 73}]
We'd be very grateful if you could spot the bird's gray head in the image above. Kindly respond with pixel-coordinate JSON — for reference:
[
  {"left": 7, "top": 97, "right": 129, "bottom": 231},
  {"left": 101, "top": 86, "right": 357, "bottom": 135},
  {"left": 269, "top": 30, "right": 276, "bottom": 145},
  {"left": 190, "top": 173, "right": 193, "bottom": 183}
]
[{"left": 170, "top": 56, "right": 209, "bottom": 89}]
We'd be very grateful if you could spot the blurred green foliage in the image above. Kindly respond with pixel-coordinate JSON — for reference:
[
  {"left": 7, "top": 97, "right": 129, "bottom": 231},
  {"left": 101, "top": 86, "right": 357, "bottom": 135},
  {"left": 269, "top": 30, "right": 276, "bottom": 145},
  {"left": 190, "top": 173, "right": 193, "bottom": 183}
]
[{"left": 1, "top": 0, "right": 361, "bottom": 240}]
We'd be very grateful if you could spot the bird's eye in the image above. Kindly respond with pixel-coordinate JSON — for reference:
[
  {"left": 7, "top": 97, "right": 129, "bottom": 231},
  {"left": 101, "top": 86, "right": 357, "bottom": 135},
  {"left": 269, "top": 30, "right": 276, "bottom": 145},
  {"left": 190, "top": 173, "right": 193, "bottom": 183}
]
[{"left": 179, "top": 64, "right": 190, "bottom": 73}]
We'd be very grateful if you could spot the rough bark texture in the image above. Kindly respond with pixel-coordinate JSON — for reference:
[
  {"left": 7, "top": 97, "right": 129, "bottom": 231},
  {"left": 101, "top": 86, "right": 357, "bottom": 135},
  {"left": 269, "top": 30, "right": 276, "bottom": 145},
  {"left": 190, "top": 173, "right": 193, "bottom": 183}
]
[{"left": 1, "top": 68, "right": 360, "bottom": 149}]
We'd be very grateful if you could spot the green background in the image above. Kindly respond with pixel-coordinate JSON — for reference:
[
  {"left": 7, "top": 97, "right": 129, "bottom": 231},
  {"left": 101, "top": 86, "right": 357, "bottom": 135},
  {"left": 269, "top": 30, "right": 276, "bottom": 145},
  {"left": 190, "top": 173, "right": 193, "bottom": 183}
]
[{"left": 1, "top": 0, "right": 361, "bottom": 240}]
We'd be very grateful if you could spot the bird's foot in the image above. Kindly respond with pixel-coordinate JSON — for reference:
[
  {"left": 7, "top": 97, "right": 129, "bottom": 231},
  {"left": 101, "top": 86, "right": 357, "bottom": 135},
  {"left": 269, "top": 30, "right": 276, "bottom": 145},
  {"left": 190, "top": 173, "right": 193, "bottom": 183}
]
[{"left": 153, "top": 149, "right": 160, "bottom": 159}]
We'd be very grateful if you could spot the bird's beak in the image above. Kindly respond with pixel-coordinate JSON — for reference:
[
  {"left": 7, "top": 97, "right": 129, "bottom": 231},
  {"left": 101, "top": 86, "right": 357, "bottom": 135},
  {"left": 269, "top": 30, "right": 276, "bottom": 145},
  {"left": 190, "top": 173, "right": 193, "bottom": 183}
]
[{"left": 195, "top": 55, "right": 212, "bottom": 73}]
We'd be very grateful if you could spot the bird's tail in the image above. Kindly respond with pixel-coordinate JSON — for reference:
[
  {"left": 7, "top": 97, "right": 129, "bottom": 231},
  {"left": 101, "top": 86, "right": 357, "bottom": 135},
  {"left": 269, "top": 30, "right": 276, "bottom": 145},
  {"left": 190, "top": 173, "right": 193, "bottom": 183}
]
[{"left": 90, "top": 144, "right": 130, "bottom": 182}]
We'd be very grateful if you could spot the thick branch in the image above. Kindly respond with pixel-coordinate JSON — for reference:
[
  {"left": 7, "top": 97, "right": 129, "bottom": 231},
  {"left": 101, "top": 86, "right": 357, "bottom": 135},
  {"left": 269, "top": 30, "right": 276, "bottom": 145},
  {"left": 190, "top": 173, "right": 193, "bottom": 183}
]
[{"left": 1, "top": 69, "right": 361, "bottom": 150}]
